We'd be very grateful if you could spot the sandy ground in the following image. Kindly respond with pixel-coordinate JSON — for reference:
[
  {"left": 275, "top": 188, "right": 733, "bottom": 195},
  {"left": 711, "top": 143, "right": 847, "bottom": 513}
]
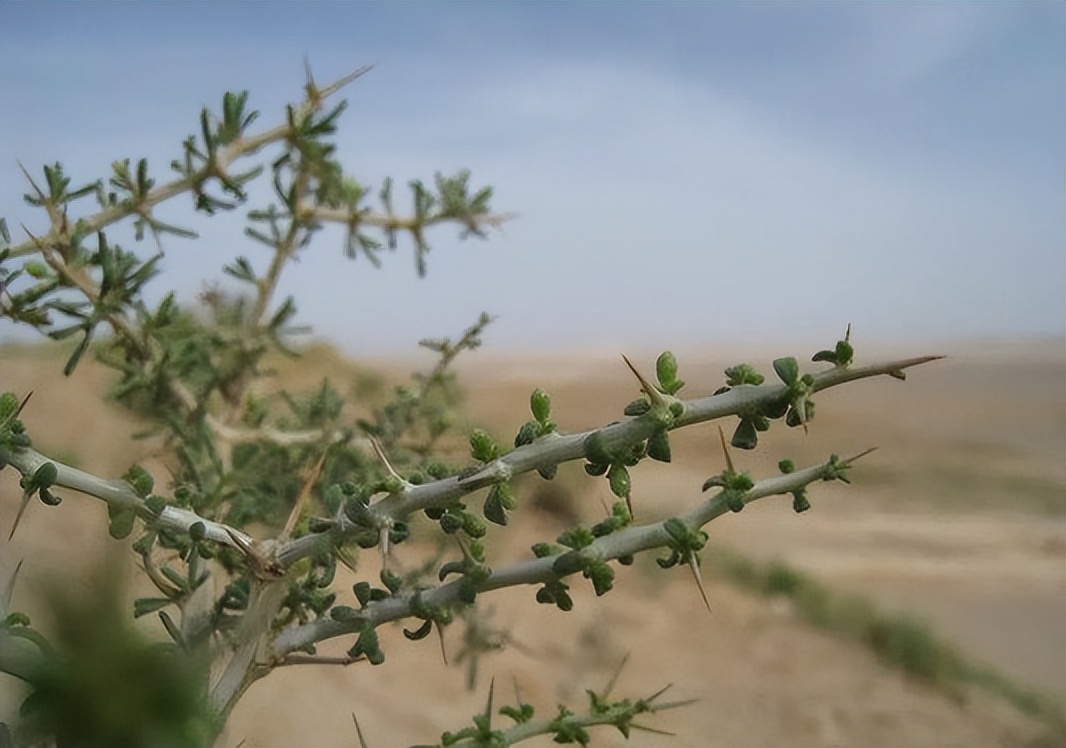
[{"left": 0, "top": 338, "right": 1062, "bottom": 746}]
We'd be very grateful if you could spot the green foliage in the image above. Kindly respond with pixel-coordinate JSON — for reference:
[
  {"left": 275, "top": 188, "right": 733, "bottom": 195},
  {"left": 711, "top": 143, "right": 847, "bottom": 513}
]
[
  {"left": 0, "top": 66, "right": 951, "bottom": 747},
  {"left": 9, "top": 558, "right": 214, "bottom": 748}
]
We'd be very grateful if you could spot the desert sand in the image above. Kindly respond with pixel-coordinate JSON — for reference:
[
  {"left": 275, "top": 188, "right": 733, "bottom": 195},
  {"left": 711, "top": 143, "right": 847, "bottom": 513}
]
[{"left": 0, "top": 338, "right": 1062, "bottom": 746}]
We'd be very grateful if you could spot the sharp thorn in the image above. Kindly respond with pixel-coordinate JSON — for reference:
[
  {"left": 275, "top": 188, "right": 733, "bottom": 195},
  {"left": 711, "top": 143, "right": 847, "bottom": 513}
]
[
  {"left": 716, "top": 425, "right": 735, "bottom": 474},
  {"left": 604, "top": 652, "right": 630, "bottom": 698},
  {"left": 687, "top": 555, "right": 712, "bottom": 614}
]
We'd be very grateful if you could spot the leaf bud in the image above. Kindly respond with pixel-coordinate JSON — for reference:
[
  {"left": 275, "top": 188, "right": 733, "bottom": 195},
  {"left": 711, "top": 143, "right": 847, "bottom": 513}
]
[
  {"left": 439, "top": 512, "right": 463, "bottom": 534},
  {"left": 585, "top": 561, "right": 615, "bottom": 596},
  {"left": 623, "top": 398, "right": 651, "bottom": 417},
  {"left": 469, "top": 428, "right": 498, "bottom": 462},
  {"left": 188, "top": 521, "right": 206, "bottom": 543},
  {"left": 380, "top": 568, "right": 402, "bottom": 594},
  {"left": 460, "top": 512, "right": 487, "bottom": 538},
  {"left": 123, "top": 464, "right": 154, "bottom": 498},
  {"left": 514, "top": 420, "right": 537, "bottom": 448},
  {"left": 330, "top": 605, "right": 362, "bottom": 623},
  {"left": 584, "top": 462, "right": 609, "bottom": 477},
  {"left": 724, "top": 363, "right": 764, "bottom": 387},
  {"left": 530, "top": 388, "right": 551, "bottom": 424},
  {"left": 656, "top": 351, "right": 685, "bottom": 394},
  {"left": 531, "top": 542, "right": 554, "bottom": 558}
]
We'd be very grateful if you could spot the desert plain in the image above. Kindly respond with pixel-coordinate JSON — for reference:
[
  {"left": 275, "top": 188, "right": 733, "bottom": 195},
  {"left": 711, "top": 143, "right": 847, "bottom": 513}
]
[{"left": 0, "top": 336, "right": 1062, "bottom": 747}]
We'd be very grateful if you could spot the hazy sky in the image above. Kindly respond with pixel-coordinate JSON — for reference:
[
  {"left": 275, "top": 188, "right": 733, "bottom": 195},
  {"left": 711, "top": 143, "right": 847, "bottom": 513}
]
[{"left": 1, "top": 2, "right": 1063, "bottom": 355}]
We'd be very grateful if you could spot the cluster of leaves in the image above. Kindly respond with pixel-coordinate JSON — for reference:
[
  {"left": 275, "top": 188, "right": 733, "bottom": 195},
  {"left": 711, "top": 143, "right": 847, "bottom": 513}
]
[
  {"left": 0, "top": 66, "right": 938, "bottom": 748},
  {"left": 435, "top": 663, "right": 691, "bottom": 748}
]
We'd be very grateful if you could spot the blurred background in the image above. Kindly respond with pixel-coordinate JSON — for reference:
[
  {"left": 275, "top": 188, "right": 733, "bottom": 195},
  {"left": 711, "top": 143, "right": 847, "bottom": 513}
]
[
  {"left": 1, "top": 4, "right": 1063, "bottom": 747},
  {"left": 1, "top": 2, "right": 1063, "bottom": 354}
]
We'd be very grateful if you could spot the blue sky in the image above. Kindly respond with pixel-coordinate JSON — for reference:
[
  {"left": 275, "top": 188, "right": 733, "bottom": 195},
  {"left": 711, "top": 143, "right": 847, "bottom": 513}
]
[{"left": 1, "top": 2, "right": 1063, "bottom": 355}]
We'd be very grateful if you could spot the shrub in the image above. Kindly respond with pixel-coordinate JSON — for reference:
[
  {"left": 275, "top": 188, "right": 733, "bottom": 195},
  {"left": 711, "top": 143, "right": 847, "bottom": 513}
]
[{"left": 0, "top": 66, "right": 938, "bottom": 746}]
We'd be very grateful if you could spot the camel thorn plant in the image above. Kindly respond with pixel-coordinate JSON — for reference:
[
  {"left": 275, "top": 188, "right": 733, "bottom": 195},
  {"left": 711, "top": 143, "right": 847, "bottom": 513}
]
[{"left": 0, "top": 64, "right": 940, "bottom": 747}]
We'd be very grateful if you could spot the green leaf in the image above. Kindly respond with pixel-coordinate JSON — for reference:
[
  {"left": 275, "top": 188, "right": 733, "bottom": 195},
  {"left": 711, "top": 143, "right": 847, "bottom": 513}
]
[
  {"left": 348, "top": 625, "right": 385, "bottom": 665},
  {"left": 330, "top": 605, "right": 363, "bottom": 623},
  {"left": 469, "top": 429, "right": 498, "bottom": 462},
  {"left": 483, "top": 486, "right": 508, "bottom": 526},
  {"left": 731, "top": 418, "right": 758, "bottom": 450},
  {"left": 583, "top": 431, "right": 615, "bottom": 466},
  {"left": 585, "top": 561, "right": 614, "bottom": 596},
  {"left": 107, "top": 504, "right": 136, "bottom": 540},
  {"left": 123, "top": 464, "right": 154, "bottom": 498},
  {"left": 772, "top": 357, "right": 800, "bottom": 386},
  {"left": 133, "top": 597, "right": 173, "bottom": 618},
  {"left": 160, "top": 565, "right": 189, "bottom": 592},
  {"left": 607, "top": 463, "right": 630, "bottom": 499},
  {"left": 552, "top": 550, "right": 590, "bottom": 577},
  {"left": 647, "top": 430, "right": 671, "bottom": 462},
  {"left": 584, "top": 461, "right": 609, "bottom": 477},
  {"left": 623, "top": 398, "right": 651, "bottom": 416},
  {"left": 188, "top": 521, "right": 206, "bottom": 543},
  {"left": 656, "top": 351, "right": 685, "bottom": 394},
  {"left": 353, "top": 582, "right": 372, "bottom": 607},
  {"left": 724, "top": 363, "right": 764, "bottom": 387},
  {"left": 403, "top": 619, "right": 433, "bottom": 641},
  {"left": 144, "top": 495, "right": 166, "bottom": 515},
  {"left": 514, "top": 420, "right": 537, "bottom": 448},
  {"left": 530, "top": 388, "right": 551, "bottom": 424},
  {"left": 31, "top": 461, "right": 58, "bottom": 489}
]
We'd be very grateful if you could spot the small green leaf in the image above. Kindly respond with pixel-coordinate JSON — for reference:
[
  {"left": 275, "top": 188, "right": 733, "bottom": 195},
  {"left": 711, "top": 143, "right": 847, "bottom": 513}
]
[
  {"left": 584, "top": 462, "right": 609, "bottom": 477},
  {"left": 107, "top": 504, "right": 136, "bottom": 540},
  {"left": 656, "top": 351, "right": 685, "bottom": 394},
  {"left": 531, "top": 543, "right": 554, "bottom": 558},
  {"left": 530, "top": 388, "right": 551, "bottom": 424},
  {"left": 188, "top": 521, "right": 206, "bottom": 543},
  {"left": 514, "top": 420, "right": 537, "bottom": 448},
  {"left": 133, "top": 597, "right": 172, "bottom": 618},
  {"left": 380, "top": 569, "right": 402, "bottom": 594},
  {"left": 31, "top": 462, "right": 57, "bottom": 489},
  {"left": 483, "top": 487, "right": 508, "bottom": 526},
  {"left": 647, "top": 430, "right": 672, "bottom": 462},
  {"left": 353, "top": 582, "right": 372, "bottom": 607},
  {"left": 724, "top": 364, "right": 764, "bottom": 387},
  {"left": 623, "top": 398, "right": 651, "bottom": 416},
  {"left": 731, "top": 418, "right": 758, "bottom": 450},
  {"left": 772, "top": 357, "right": 800, "bottom": 386},
  {"left": 403, "top": 619, "right": 433, "bottom": 641},
  {"left": 583, "top": 431, "right": 615, "bottom": 465},
  {"left": 330, "top": 605, "right": 363, "bottom": 623},
  {"left": 552, "top": 550, "right": 589, "bottom": 576},
  {"left": 557, "top": 526, "right": 595, "bottom": 550},
  {"left": 469, "top": 429, "right": 498, "bottom": 462},
  {"left": 585, "top": 561, "right": 614, "bottom": 596},
  {"left": 607, "top": 463, "right": 630, "bottom": 499}
]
